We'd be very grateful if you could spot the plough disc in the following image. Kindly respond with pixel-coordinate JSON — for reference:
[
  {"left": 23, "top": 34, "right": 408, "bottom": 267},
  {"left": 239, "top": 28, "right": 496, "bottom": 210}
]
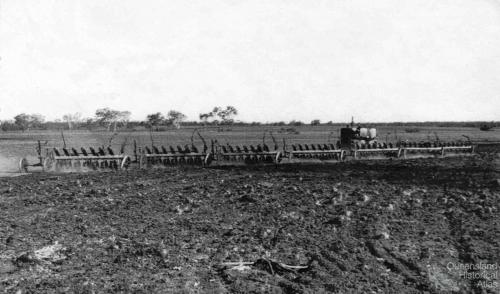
[{"left": 18, "top": 158, "right": 29, "bottom": 173}]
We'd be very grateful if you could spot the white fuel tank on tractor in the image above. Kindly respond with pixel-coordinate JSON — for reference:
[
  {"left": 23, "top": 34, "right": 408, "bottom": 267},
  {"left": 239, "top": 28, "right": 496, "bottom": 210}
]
[
  {"left": 368, "top": 128, "right": 376, "bottom": 139},
  {"left": 359, "top": 128, "right": 368, "bottom": 137}
]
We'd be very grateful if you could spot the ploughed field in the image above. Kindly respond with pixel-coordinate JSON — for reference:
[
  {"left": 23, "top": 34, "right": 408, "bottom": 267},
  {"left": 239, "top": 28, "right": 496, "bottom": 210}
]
[{"left": 0, "top": 155, "right": 499, "bottom": 293}]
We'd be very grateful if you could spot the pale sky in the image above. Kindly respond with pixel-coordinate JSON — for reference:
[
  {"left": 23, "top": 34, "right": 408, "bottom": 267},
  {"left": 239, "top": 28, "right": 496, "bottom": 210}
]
[{"left": 0, "top": 0, "right": 499, "bottom": 122}]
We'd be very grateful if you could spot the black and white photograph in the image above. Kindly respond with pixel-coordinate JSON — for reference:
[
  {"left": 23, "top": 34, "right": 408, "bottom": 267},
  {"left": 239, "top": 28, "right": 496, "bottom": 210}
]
[{"left": 0, "top": 0, "right": 499, "bottom": 293}]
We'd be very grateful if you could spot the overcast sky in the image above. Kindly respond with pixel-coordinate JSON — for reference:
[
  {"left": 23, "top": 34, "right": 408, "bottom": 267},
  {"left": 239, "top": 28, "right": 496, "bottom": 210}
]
[{"left": 0, "top": 0, "right": 499, "bottom": 123}]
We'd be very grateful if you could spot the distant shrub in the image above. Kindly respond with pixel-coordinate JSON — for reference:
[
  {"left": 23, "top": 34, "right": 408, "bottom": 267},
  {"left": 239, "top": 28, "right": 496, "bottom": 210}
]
[
  {"left": 278, "top": 127, "right": 300, "bottom": 134},
  {"left": 480, "top": 124, "right": 494, "bottom": 131},
  {"left": 311, "top": 119, "right": 321, "bottom": 126},
  {"left": 289, "top": 120, "right": 304, "bottom": 126},
  {"left": 404, "top": 128, "right": 420, "bottom": 133},
  {"left": 1, "top": 121, "right": 24, "bottom": 131},
  {"left": 270, "top": 121, "right": 286, "bottom": 126}
]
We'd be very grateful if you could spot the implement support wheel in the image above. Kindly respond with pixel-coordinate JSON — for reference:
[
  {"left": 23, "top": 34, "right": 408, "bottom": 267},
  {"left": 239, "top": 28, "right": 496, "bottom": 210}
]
[
  {"left": 19, "top": 158, "right": 29, "bottom": 173},
  {"left": 121, "top": 156, "right": 131, "bottom": 170},
  {"left": 43, "top": 155, "right": 56, "bottom": 171}
]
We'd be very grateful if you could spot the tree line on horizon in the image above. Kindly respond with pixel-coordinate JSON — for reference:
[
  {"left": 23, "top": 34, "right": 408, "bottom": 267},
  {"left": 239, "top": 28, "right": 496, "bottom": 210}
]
[
  {"left": 0, "top": 106, "right": 239, "bottom": 132},
  {"left": 0, "top": 106, "right": 497, "bottom": 132}
]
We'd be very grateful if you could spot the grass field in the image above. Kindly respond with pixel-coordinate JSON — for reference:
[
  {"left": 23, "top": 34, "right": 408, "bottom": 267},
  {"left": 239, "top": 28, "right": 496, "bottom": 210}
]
[{"left": 0, "top": 125, "right": 499, "bottom": 173}]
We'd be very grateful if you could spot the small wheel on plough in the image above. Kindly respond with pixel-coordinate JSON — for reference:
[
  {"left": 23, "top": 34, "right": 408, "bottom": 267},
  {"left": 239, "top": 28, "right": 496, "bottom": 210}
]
[
  {"left": 43, "top": 156, "right": 56, "bottom": 171},
  {"left": 121, "top": 156, "right": 131, "bottom": 170},
  {"left": 19, "top": 158, "right": 29, "bottom": 173},
  {"left": 275, "top": 152, "right": 282, "bottom": 164},
  {"left": 204, "top": 153, "right": 213, "bottom": 166}
]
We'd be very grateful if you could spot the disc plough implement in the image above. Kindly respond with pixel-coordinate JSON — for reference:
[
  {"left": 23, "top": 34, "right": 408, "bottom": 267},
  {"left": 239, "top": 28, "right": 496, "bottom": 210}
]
[
  {"left": 396, "top": 141, "right": 473, "bottom": 159},
  {"left": 213, "top": 143, "right": 281, "bottom": 164},
  {"left": 139, "top": 144, "right": 211, "bottom": 168},
  {"left": 285, "top": 143, "right": 345, "bottom": 161},
  {"left": 348, "top": 141, "right": 473, "bottom": 160},
  {"left": 139, "top": 129, "right": 213, "bottom": 168},
  {"left": 42, "top": 147, "right": 131, "bottom": 171},
  {"left": 351, "top": 142, "right": 399, "bottom": 159}
]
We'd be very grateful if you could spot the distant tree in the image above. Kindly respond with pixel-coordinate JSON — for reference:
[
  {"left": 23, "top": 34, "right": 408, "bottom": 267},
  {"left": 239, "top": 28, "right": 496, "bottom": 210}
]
[
  {"left": 1, "top": 120, "right": 22, "bottom": 131},
  {"left": 116, "top": 111, "right": 131, "bottom": 130},
  {"left": 146, "top": 112, "right": 165, "bottom": 130},
  {"left": 199, "top": 106, "right": 221, "bottom": 125},
  {"left": 212, "top": 107, "right": 222, "bottom": 116},
  {"left": 95, "top": 108, "right": 118, "bottom": 130},
  {"left": 311, "top": 119, "right": 321, "bottom": 126},
  {"left": 216, "top": 106, "right": 238, "bottom": 124},
  {"left": 199, "top": 112, "right": 213, "bottom": 125},
  {"left": 480, "top": 122, "right": 495, "bottom": 131},
  {"left": 289, "top": 120, "right": 304, "bottom": 126},
  {"left": 270, "top": 121, "right": 286, "bottom": 126},
  {"left": 62, "top": 112, "right": 82, "bottom": 130},
  {"left": 95, "top": 108, "right": 131, "bottom": 132},
  {"left": 14, "top": 113, "right": 45, "bottom": 131},
  {"left": 166, "top": 110, "right": 187, "bottom": 129},
  {"left": 83, "top": 118, "right": 95, "bottom": 131}
]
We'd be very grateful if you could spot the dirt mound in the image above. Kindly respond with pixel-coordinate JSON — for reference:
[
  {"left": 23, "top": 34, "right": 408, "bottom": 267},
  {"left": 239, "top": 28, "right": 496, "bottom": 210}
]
[{"left": 0, "top": 156, "right": 498, "bottom": 293}]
